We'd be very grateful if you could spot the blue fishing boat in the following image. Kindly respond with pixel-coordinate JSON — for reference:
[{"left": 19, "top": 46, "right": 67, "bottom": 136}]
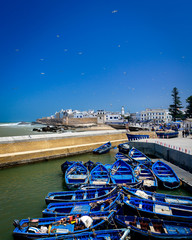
[
  {"left": 13, "top": 211, "right": 115, "bottom": 239},
  {"left": 34, "top": 228, "right": 130, "bottom": 240},
  {"left": 122, "top": 187, "right": 192, "bottom": 206},
  {"left": 42, "top": 194, "right": 121, "bottom": 217},
  {"left": 61, "top": 161, "right": 77, "bottom": 174},
  {"left": 115, "top": 152, "right": 134, "bottom": 166},
  {"left": 152, "top": 160, "right": 180, "bottom": 189},
  {"left": 89, "top": 163, "right": 110, "bottom": 185},
  {"left": 115, "top": 215, "right": 192, "bottom": 239},
  {"left": 45, "top": 186, "right": 118, "bottom": 204},
  {"left": 156, "top": 130, "right": 179, "bottom": 138},
  {"left": 93, "top": 141, "right": 111, "bottom": 154},
  {"left": 118, "top": 142, "right": 130, "bottom": 154},
  {"left": 127, "top": 133, "right": 149, "bottom": 141},
  {"left": 83, "top": 160, "right": 96, "bottom": 171},
  {"left": 134, "top": 164, "right": 158, "bottom": 191},
  {"left": 104, "top": 163, "right": 113, "bottom": 172},
  {"left": 123, "top": 196, "right": 192, "bottom": 222},
  {"left": 79, "top": 180, "right": 143, "bottom": 190},
  {"left": 129, "top": 147, "right": 152, "bottom": 167},
  {"left": 110, "top": 159, "right": 137, "bottom": 185},
  {"left": 65, "top": 162, "right": 89, "bottom": 189}
]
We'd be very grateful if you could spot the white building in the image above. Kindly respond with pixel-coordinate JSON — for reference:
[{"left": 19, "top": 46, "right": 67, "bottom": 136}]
[{"left": 140, "top": 108, "right": 172, "bottom": 124}]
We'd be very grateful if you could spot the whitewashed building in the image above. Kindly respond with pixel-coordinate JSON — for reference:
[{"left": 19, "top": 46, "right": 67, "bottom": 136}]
[{"left": 140, "top": 108, "right": 172, "bottom": 123}]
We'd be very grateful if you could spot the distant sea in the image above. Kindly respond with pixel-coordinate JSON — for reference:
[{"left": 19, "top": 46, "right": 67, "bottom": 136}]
[{"left": 0, "top": 122, "right": 51, "bottom": 137}]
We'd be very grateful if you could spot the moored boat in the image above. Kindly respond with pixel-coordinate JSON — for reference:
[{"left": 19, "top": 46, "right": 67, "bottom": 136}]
[
  {"left": 61, "top": 161, "right": 77, "bottom": 174},
  {"left": 115, "top": 152, "right": 134, "bottom": 166},
  {"left": 79, "top": 180, "right": 143, "bottom": 190},
  {"left": 34, "top": 228, "right": 130, "bottom": 240},
  {"left": 42, "top": 194, "right": 121, "bottom": 217},
  {"left": 13, "top": 211, "right": 115, "bottom": 240},
  {"left": 115, "top": 215, "right": 192, "bottom": 239},
  {"left": 45, "top": 186, "right": 118, "bottom": 204},
  {"left": 83, "top": 160, "right": 96, "bottom": 171},
  {"left": 118, "top": 142, "right": 130, "bottom": 154},
  {"left": 93, "top": 141, "right": 111, "bottom": 154},
  {"left": 65, "top": 162, "right": 89, "bottom": 189},
  {"left": 129, "top": 147, "right": 152, "bottom": 167},
  {"left": 156, "top": 130, "right": 179, "bottom": 138},
  {"left": 134, "top": 164, "right": 158, "bottom": 191},
  {"left": 110, "top": 159, "right": 137, "bottom": 185},
  {"left": 89, "top": 163, "right": 110, "bottom": 185},
  {"left": 122, "top": 187, "right": 192, "bottom": 206},
  {"left": 152, "top": 160, "right": 180, "bottom": 189},
  {"left": 123, "top": 196, "right": 192, "bottom": 222}
]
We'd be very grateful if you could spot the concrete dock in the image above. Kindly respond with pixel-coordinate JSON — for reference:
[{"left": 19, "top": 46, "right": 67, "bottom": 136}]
[{"left": 129, "top": 136, "right": 192, "bottom": 191}]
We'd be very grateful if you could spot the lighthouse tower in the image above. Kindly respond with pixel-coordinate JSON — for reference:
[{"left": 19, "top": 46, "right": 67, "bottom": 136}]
[{"left": 121, "top": 106, "right": 125, "bottom": 116}]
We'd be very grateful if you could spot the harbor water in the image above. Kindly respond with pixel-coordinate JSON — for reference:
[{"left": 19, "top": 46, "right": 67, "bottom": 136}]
[{"left": 0, "top": 148, "right": 192, "bottom": 240}]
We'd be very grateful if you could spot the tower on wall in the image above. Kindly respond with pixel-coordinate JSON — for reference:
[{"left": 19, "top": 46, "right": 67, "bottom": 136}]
[{"left": 97, "top": 110, "right": 106, "bottom": 124}]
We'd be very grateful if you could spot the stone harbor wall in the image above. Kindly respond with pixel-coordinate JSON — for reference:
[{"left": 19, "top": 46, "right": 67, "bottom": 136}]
[{"left": 0, "top": 130, "right": 127, "bottom": 168}]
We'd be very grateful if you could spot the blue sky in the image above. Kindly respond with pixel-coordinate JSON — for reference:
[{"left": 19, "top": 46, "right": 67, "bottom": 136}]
[{"left": 0, "top": 0, "right": 192, "bottom": 122}]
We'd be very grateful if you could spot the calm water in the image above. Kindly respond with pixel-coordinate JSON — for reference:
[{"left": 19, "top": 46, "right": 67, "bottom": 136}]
[
  {"left": 0, "top": 149, "right": 192, "bottom": 240},
  {"left": 0, "top": 150, "right": 117, "bottom": 240}
]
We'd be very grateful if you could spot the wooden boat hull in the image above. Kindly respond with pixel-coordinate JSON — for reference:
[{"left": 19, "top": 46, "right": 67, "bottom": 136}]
[
  {"left": 89, "top": 163, "right": 110, "bottom": 185},
  {"left": 115, "top": 152, "right": 134, "bottom": 166},
  {"left": 65, "top": 162, "right": 89, "bottom": 190},
  {"left": 123, "top": 196, "right": 192, "bottom": 222},
  {"left": 156, "top": 131, "right": 179, "bottom": 138},
  {"left": 115, "top": 215, "right": 192, "bottom": 239},
  {"left": 61, "top": 161, "right": 77, "bottom": 174},
  {"left": 93, "top": 141, "right": 111, "bottom": 154},
  {"left": 110, "top": 159, "right": 137, "bottom": 185},
  {"left": 152, "top": 160, "right": 180, "bottom": 189},
  {"left": 129, "top": 147, "right": 152, "bottom": 167},
  {"left": 79, "top": 180, "right": 143, "bottom": 190},
  {"left": 34, "top": 228, "right": 130, "bottom": 240},
  {"left": 134, "top": 164, "right": 158, "bottom": 191},
  {"left": 123, "top": 187, "right": 192, "bottom": 206},
  {"left": 118, "top": 142, "right": 130, "bottom": 154},
  {"left": 45, "top": 186, "right": 118, "bottom": 204},
  {"left": 13, "top": 211, "right": 115, "bottom": 240},
  {"left": 42, "top": 194, "right": 121, "bottom": 217}
]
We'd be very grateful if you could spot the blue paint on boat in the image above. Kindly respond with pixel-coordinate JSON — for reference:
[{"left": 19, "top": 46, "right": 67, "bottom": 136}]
[
  {"left": 42, "top": 194, "right": 121, "bottom": 217},
  {"left": 122, "top": 187, "right": 192, "bottom": 206},
  {"left": 129, "top": 147, "right": 152, "bottom": 167},
  {"left": 123, "top": 196, "right": 192, "bottom": 222},
  {"left": 93, "top": 141, "right": 111, "bottom": 154},
  {"left": 134, "top": 164, "right": 158, "bottom": 191},
  {"left": 45, "top": 186, "right": 118, "bottom": 204},
  {"left": 152, "top": 160, "right": 180, "bottom": 189},
  {"left": 34, "top": 228, "right": 130, "bottom": 240},
  {"left": 156, "top": 130, "right": 179, "bottom": 138},
  {"left": 110, "top": 159, "right": 137, "bottom": 184},
  {"left": 127, "top": 133, "right": 149, "bottom": 141},
  {"left": 13, "top": 211, "right": 116, "bottom": 239},
  {"left": 65, "top": 162, "right": 89, "bottom": 189},
  {"left": 89, "top": 163, "right": 110, "bottom": 185},
  {"left": 115, "top": 152, "right": 134, "bottom": 166},
  {"left": 115, "top": 215, "right": 192, "bottom": 239},
  {"left": 118, "top": 142, "right": 130, "bottom": 154}
]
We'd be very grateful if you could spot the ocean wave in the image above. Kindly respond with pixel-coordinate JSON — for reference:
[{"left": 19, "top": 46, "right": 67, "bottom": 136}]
[{"left": 0, "top": 122, "right": 31, "bottom": 127}]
